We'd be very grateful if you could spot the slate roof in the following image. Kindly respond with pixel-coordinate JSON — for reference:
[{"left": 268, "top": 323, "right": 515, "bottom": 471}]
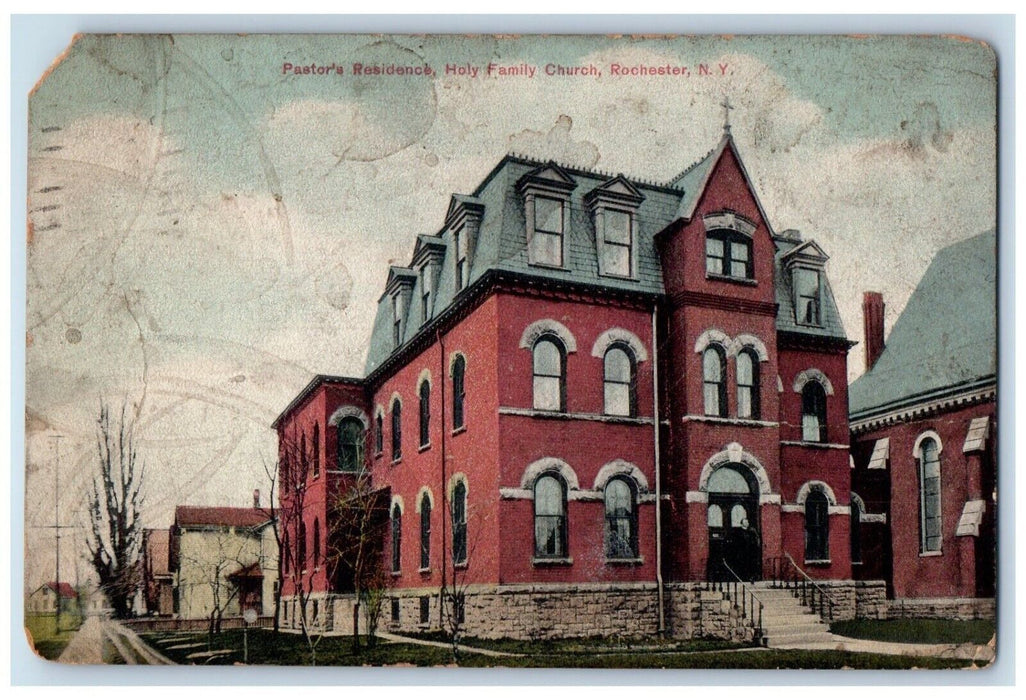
[
  {"left": 849, "top": 230, "right": 996, "bottom": 418},
  {"left": 174, "top": 505, "right": 273, "bottom": 529},
  {"left": 363, "top": 135, "right": 850, "bottom": 377}
]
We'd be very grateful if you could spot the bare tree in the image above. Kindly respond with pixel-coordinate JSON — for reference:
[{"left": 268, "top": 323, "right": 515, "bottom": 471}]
[
  {"left": 175, "top": 529, "right": 252, "bottom": 641},
  {"left": 439, "top": 483, "right": 479, "bottom": 662},
  {"left": 277, "top": 436, "right": 330, "bottom": 665},
  {"left": 85, "top": 402, "right": 144, "bottom": 619},
  {"left": 326, "top": 469, "right": 390, "bottom": 652}
]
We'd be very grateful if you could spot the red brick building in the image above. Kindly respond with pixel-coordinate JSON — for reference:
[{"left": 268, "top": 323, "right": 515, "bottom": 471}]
[
  {"left": 850, "top": 231, "right": 996, "bottom": 618},
  {"left": 274, "top": 131, "right": 870, "bottom": 639}
]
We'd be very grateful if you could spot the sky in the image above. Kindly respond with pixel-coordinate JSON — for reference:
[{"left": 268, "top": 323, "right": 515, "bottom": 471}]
[{"left": 23, "top": 33, "right": 996, "bottom": 589}]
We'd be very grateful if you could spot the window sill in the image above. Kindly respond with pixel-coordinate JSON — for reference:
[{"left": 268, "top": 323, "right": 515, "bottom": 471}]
[
  {"left": 605, "top": 556, "right": 643, "bottom": 566},
  {"left": 390, "top": 571, "right": 401, "bottom": 578},
  {"left": 418, "top": 567, "right": 432, "bottom": 575},
  {"left": 598, "top": 271, "right": 637, "bottom": 282},
  {"left": 706, "top": 273, "right": 757, "bottom": 287},
  {"left": 451, "top": 425, "right": 467, "bottom": 437},
  {"left": 533, "top": 556, "right": 573, "bottom": 566},
  {"left": 804, "top": 559, "right": 831, "bottom": 566},
  {"left": 528, "top": 260, "right": 568, "bottom": 271},
  {"left": 795, "top": 320, "right": 824, "bottom": 329},
  {"left": 919, "top": 550, "right": 943, "bottom": 558},
  {"left": 418, "top": 443, "right": 431, "bottom": 453},
  {"left": 453, "top": 561, "right": 468, "bottom": 570},
  {"left": 391, "top": 458, "right": 402, "bottom": 466}
]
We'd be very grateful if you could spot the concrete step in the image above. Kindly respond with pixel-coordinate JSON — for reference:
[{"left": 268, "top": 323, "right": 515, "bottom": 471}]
[
  {"left": 762, "top": 623, "right": 830, "bottom": 637},
  {"left": 761, "top": 613, "right": 824, "bottom": 627},
  {"left": 763, "top": 631, "right": 836, "bottom": 647}
]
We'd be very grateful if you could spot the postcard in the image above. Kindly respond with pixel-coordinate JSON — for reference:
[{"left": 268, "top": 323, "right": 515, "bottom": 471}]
[{"left": 24, "top": 32, "right": 997, "bottom": 669}]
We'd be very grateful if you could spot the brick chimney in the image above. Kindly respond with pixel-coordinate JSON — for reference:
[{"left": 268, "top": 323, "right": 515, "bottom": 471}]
[
  {"left": 253, "top": 489, "right": 260, "bottom": 509},
  {"left": 863, "top": 292, "right": 885, "bottom": 371}
]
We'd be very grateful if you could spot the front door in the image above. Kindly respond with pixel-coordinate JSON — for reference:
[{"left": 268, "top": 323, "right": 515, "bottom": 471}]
[{"left": 706, "top": 464, "right": 762, "bottom": 582}]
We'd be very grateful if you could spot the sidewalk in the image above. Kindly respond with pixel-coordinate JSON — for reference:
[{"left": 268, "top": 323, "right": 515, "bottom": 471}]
[
  {"left": 772, "top": 633, "right": 996, "bottom": 664},
  {"left": 375, "top": 631, "right": 518, "bottom": 658},
  {"left": 56, "top": 616, "right": 105, "bottom": 664}
]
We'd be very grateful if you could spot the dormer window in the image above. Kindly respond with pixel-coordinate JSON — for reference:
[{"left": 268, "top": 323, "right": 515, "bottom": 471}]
[
  {"left": 518, "top": 162, "right": 577, "bottom": 270},
  {"left": 706, "top": 230, "right": 752, "bottom": 280},
  {"left": 586, "top": 175, "right": 644, "bottom": 280},
  {"left": 531, "top": 195, "right": 565, "bottom": 267},
  {"left": 392, "top": 294, "right": 403, "bottom": 348},
  {"left": 795, "top": 268, "right": 821, "bottom": 326},
  {"left": 420, "top": 265, "right": 432, "bottom": 323},
  {"left": 454, "top": 226, "right": 468, "bottom": 291}
]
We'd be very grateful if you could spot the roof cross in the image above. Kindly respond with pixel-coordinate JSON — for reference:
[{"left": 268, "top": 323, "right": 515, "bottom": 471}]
[{"left": 721, "top": 96, "right": 734, "bottom": 134}]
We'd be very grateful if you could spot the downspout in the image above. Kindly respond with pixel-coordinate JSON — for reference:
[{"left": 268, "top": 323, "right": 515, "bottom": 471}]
[
  {"left": 437, "top": 328, "right": 448, "bottom": 621},
  {"left": 653, "top": 305, "right": 665, "bottom": 635}
]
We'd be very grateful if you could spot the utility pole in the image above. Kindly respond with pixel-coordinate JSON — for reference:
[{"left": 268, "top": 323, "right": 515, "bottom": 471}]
[{"left": 37, "top": 435, "right": 77, "bottom": 630}]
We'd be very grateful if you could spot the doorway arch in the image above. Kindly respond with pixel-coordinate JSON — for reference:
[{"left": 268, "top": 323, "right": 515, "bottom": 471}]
[{"left": 706, "top": 463, "right": 762, "bottom": 582}]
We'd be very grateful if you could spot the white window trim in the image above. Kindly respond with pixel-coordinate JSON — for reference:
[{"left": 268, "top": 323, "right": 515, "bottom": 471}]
[
  {"left": 592, "top": 459, "right": 650, "bottom": 493},
  {"left": 591, "top": 327, "right": 648, "bottom": 362},
  {"left": 792, "top": 368, "right": 835, "bottom": 396},
  {"left": 520, "top": 318, "right": 578, "bottom": 353},
  {"left": 518, "top": 457, "right": 580, "bottom": 491},
  {"left": 525, "top": 191, "right": 570, "bottom": 268},
  {"left": 914, "top": 430, "right": 944, "bottom": 555}
]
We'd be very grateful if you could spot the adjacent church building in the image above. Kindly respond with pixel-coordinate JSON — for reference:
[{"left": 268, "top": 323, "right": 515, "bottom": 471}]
[
  {"left": 273, "top": 128, "right": 993, "bottom": 640},
  {"left": 849, "top": 231, "right": 996, "bottom": 619}
]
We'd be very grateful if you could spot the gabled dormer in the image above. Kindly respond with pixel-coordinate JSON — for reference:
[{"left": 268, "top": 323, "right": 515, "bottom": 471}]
[
  {"left": 516, "top": 162, "right": 577, "bottom": 269},
  {"left": 445, "top": 194, "right": 485, "bottom": 293},
  {"left": 382, "top": 266, "right": 417, "bottom": 348},
  {"left": 781, "top": 239, "right": 830, "bottom": 327},
  {"left": 585, "top": 175, "right": 645, "bottom": 279},
  {"left": 412, "top": 234, "right": 446, "bottom": 324}
]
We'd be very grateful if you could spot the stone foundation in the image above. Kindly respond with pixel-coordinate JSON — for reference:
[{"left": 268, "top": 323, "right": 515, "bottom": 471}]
[
  {"left": 887, "top": 597, "right": 995, "bottom": 620},
  {"left": 277, "top": 579, "right": 946, "bottom": 640}
]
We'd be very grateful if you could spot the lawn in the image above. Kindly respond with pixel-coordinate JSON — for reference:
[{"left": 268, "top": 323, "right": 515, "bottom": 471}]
[
  {"left": 24, "top": 612, "right": 83, "bottom": 661},
  {"left": 829, "top": 618, "right": 996, "bottom": 646},
  {"left": 141, "top": 628, "right": 971, "bottom": 669},
  {"left": 403, "top": 630, "right": 752, "bottom": 655}
]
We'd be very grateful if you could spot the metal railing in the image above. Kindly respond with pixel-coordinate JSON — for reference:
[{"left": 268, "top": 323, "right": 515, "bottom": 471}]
[
  {"left": 767, "top": 552, "right": 837, "bottom": 620},
  {"left": 705, "top": 560, "right": 764, "bottom": 643}
]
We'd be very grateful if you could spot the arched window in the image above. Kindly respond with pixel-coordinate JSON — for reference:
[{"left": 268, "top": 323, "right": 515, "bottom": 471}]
[
  {"left": 312, "top": 423, "right": 320, "bottom": 477},
  {"left": 337, "top": 417, "right": 364, "bottom": 472},
  {"left": 801, "top": 381, "right": 828, "bottom": 442},
  {"left": 282, "top": 532, "right": 290, "bottom": 575},
  {"left": 534, "top": 474, "right": 567, "bottom": 558},
  {"left": 804, "top": 488, "right": 829, "bottom": 562},
  {"left": 298, "top": 522, "right": 308, "bottom": 572},
  {"left": 313, "top": 518, "right": 320, "bottom": 569},
  {"left": 391, "top": 398, "right": 402, "bottom": 461},
  {"left": 374, "top": 412, "right": 384, "bottom": 455},
  {"left": 391, "top": 504, "right": 402, "bottom": 573},
  {"left": 419, "top": 493, "right": 431, "bottom": 570},
  {"left": 452, "top": 481, "right": 467, "bottom": 565},
  {"left": 703, "top": 346, "right": 727, "bottom": 417},
  {"left": 603, "top": 344, "right": 636, "bottom": 417},
  {"left": 919, "top": 437, "right": 942, "bottom": 553},
  {"left": 533, "top": 337, "right": 566, "bottom": 412},
  {"left": 452, "top": 355, "right": 466, "bottom": 430},
  {"left": 300, "top": 431, "right": 308, "bottom": 477},
  {"left": 736, "top": 349, "right": 760, "bottom": 420},
  {"left": 419, "top": 380, "right": 431, "bottom": 448},
  {"left": 604, "top": 478, "right": 637, "bottom": 559}
]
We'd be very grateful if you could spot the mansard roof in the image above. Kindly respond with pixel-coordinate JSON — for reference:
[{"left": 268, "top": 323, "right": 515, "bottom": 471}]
[
  {"left": 363, "top": 135, "right": 851, "bottom": 377},
  {"left": 849, "top": 230, "right": 996, "bottom": 419},
  {"left": 774, "top": 237, "right": 848, "bottom": 341}
]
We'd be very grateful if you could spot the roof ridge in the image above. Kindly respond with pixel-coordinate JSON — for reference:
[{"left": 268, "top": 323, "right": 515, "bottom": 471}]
[
  {"left": 504, "top": 151, "right": 668, "bottom": 189},
  {"left": 665, "top": 143, "right": 720, "bottom": 186}
]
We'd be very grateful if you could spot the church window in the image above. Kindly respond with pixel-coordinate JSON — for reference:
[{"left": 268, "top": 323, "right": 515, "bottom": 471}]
[
  {"left": 391, "top": 398, "right": 402, "bottom": 461},
  {"left": 419, "top": 379, "right": 431, "bottom": 448},
  {"left": 419, "top": 493, "right": 431, "bottom": 570},
  {"left": 919, "top": 437, "right": 942, "bottom": 553},
  {"left": 452, "top": 481, "right": 468, "bottom": 565},
  {"left": 451, "top": 355, "right": 466, "bottom": 430},
  {"left": 391, "top": 504, "right": 402, "bottom": 573}
]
